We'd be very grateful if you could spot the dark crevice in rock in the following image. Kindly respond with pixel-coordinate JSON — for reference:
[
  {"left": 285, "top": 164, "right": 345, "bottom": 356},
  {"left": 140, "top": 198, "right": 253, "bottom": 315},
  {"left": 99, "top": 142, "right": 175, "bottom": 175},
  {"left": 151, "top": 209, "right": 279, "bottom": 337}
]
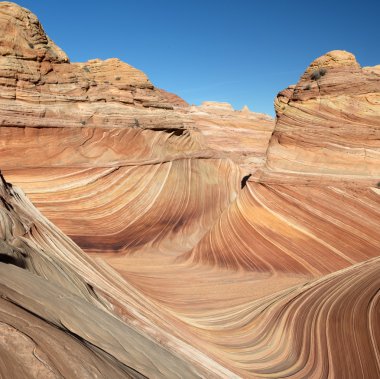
[
  {"left": 0, "top": 253, "right": 26, "bottom": 269},
  {"left": 0, "top": 196, "right": 13, "bottom": 211},
  {"left": 241, "top": 174, "right": 251, "bottom": 189},
  {"left": 150, "top": 128, "right": 186, "bottom": 136}
]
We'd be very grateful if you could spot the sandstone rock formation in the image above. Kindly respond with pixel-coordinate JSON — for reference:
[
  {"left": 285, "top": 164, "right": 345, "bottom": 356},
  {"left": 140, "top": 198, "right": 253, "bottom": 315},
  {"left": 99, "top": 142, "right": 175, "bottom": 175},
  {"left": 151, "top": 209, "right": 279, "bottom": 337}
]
[
  {"left": 0, "top": 0, "right": 274, "bottom": 256},
  {"left": 189, "top": 101, "right": 273, "bottom": 173},
  {"left": 0, "top": 171, "right": 234, "bottom": 378},
  {"left": 264, "top": 50, "right": 380, "bottom": 185},
  {"left": 185, "top": 50, "right": 380, "bottom": 276},
  {"left": 0, "top": 2, "right": 379, "bottom": 378}
]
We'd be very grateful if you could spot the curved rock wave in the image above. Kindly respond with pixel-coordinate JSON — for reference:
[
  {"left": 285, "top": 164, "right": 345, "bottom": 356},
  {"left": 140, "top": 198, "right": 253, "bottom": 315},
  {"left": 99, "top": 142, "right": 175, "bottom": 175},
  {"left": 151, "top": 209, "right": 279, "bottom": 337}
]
[
  {"left": 0, "top": 2, "right": 379, "bottom": 378},
  {"left": 0, "top": 171, "right": 235, "bottom": 378},
  {"left": 172, "top": 256, "right": 380, "bottom": 378},
  {"left": 183, "top": 182, "right": 380, "bottom": 275}
]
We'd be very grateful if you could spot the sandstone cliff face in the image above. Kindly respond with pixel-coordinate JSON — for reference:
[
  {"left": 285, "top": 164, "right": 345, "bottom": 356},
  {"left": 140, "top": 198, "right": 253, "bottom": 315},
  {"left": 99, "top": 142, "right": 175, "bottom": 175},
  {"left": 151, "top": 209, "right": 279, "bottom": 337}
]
[
  {"left": 0, "top": 2, "right": 274, "bottom": 256},
  {"left": 1, "top": 2, "right": 380, "bottom": 379},
  {"left": 185, "top": 50, "right": 380, "bottom": 276},
  {"left": 189, "top": 101, "right": 273, "bottom": 173},
  {"left": 265, "top": 50, "right": 380, "bottom": 184}
]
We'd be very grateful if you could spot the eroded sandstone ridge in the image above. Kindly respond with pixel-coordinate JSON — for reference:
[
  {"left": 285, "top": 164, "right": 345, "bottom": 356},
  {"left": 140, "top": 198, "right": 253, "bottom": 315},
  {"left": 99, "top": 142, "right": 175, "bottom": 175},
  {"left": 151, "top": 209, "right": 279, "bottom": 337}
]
[
  {"left": 265, "top": 50, "right": 380, "bottom": 183},
  {"left": 0, "top": 2, "right": 379, "bottom": 378}
]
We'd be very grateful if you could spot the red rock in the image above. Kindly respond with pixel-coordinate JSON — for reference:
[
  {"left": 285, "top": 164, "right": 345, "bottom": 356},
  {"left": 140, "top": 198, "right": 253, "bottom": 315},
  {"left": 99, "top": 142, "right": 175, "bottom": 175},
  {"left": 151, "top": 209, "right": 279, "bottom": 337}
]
[
  {"left": 0, "top": 3, "right": 379, "bottom": 378},
  {"left": 266, "top": 50, "right": 380, "bottom": 181}
]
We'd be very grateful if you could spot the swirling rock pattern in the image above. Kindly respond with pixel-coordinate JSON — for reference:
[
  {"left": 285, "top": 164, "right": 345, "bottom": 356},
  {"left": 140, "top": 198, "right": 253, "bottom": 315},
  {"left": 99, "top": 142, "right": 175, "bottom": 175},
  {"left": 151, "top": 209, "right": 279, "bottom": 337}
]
[
  {"left": 6, "top": 160, "right": 241, "bottom": 254},
  {"left": 0, "top": 173, "right": 225, "bottom": 378},
  {"left": 183, "top": 182, "right": 380, "bottom": 274},
  {"left": 0, "top": 2, "right": 380, "bottom": 378},
  {"left": 0, "top": 0, "right": 272, "bottom": 255}
]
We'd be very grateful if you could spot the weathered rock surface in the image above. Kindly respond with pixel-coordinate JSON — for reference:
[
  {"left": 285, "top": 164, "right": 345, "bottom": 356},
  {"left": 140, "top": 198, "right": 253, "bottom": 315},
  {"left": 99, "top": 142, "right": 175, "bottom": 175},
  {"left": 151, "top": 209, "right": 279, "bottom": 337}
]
[
  {"left": 0, "top": 1, "right": 273, "bottom": 256},
  {"left": 189, "top": 101, "right": 273, "bottom": 173},
  {"left": 0, "top": 2, "right": 379, "bottom": 378},
  {"left": 185, "top": 51, "right": 380, "bottom": 277},
  {"left": 264, "top": 50, "right": 380, "bottom": 183},
  {"left": 183, "top": 182, "right": 380, "bottom": 274},
  {"left": 0, "top": 172, "right": 224, "bottom": 378}
]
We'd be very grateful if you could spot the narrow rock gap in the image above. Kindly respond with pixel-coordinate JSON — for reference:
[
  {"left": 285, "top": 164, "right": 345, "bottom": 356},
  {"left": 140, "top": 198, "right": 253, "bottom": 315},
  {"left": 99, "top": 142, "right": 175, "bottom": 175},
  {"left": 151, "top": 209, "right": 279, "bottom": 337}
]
[
  {"left": 241, "top": 174, "right": 251, "bottom": 189},
  {"left": 0, "top": 253, "right": 26, "bottom": 269}
]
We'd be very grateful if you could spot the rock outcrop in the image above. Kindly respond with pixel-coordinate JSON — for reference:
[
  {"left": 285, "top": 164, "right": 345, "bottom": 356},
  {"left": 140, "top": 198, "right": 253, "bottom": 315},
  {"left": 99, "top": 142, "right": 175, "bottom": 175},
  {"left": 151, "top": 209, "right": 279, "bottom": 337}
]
[
  {"left": 0, "top": 2, "right": 379, "bottom": 378},
  {"left": 184, "top": 50, "right": 380, "bottom": 276},
  {"left": 189, "top": 101, "right": 273, "bottom": 173},
  {"left": 264, "top": 50, "right": 380, "bottom": 185},
  {"left": 0, "top": 1, "right": 274, "bottom": 256}
]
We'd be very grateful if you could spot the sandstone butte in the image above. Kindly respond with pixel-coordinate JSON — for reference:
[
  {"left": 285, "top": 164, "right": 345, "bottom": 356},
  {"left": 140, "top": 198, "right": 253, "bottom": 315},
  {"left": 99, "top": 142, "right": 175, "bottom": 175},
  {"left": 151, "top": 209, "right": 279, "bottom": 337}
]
[{"left": 0, "top": 2, "right": 379, "bottom": 378}]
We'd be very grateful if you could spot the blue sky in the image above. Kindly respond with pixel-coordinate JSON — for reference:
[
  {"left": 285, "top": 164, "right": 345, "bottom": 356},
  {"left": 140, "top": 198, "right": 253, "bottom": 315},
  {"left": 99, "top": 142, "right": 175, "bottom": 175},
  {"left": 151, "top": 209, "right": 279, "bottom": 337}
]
[{"left": 14, "top": 0, "right": 380, "bottom": 115}]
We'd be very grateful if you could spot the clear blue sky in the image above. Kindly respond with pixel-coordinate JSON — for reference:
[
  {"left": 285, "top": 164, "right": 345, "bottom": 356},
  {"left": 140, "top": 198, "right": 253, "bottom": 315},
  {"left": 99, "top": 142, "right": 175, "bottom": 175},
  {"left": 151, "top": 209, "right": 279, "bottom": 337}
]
[{"left": 13, "top": 0, "right": 380, "bottom": 115}]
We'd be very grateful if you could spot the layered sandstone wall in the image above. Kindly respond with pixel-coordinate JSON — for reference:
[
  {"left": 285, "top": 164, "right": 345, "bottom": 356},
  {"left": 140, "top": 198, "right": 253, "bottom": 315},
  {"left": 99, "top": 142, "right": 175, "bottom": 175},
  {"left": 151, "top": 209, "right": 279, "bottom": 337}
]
[
  {"left": 264, "top": 50, "right": 380, "bottom": 184},
  {"left": 0, "top": 2, "right": 379, "bottom": 378}
]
